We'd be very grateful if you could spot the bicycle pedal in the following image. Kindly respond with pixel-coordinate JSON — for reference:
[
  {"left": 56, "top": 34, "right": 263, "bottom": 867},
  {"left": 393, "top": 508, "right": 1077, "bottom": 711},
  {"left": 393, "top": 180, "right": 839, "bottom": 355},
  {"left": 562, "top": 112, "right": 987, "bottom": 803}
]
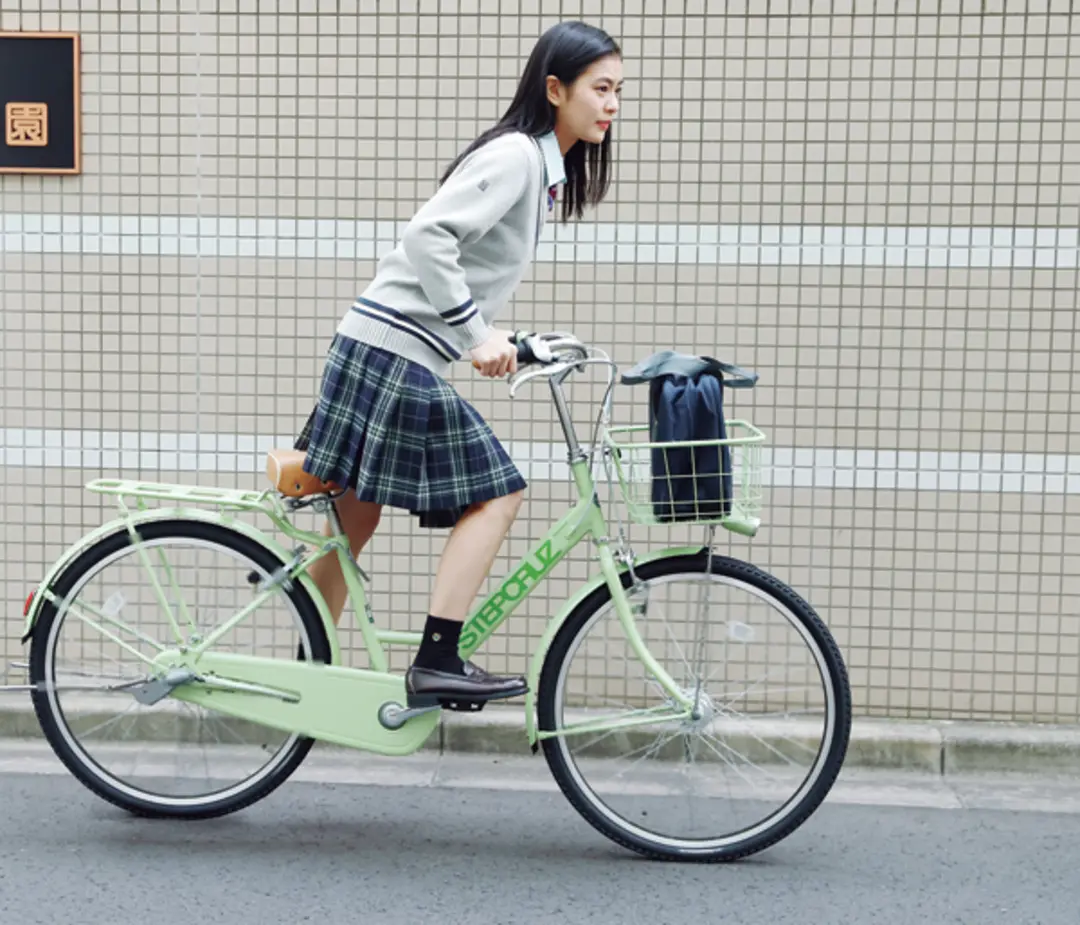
[
  {"left": 440, "top": 699, "right": 487, "bottom": 714},
  {"left": 404, "top": 691, "right": 488, "bottom": 713}
]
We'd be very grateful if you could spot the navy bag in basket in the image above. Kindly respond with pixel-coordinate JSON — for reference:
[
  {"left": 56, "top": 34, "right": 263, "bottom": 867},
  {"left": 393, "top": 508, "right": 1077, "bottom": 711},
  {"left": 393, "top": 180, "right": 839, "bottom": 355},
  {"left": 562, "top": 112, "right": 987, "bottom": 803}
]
[{"left": 621, "top": 351, "right": 758, "bottom": 523}]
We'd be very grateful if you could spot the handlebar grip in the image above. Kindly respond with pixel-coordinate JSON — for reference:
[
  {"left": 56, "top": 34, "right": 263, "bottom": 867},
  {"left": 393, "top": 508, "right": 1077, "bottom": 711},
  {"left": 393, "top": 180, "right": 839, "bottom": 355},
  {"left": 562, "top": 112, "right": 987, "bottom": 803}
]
[
  {"left": 469, "top": 337, "right": 534, "bottom": 371},
  {"left": 512, "top": 332, "right": 538, "bottom": 365},
  {"left": 470, "top": 331, "right": 549, "bottom": 371}
]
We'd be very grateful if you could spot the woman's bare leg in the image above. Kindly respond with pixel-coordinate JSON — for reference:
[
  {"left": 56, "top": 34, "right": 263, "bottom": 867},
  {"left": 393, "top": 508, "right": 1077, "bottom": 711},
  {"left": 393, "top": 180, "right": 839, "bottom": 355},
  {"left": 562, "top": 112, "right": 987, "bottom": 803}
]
[
  {"left": 307, "top": 492, "right": 382, "bottom": 624},
  {"left": 406, "top": 490, "right": 527, "bottom": 702},
  {"left": 428, "top": 490, "right": 525, "bottom": 621}
]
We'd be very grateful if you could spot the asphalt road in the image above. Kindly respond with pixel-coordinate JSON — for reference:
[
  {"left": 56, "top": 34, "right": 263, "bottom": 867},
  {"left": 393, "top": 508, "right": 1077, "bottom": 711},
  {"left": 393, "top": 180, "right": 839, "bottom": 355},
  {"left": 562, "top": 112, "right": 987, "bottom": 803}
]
[{"left": 1, "top": 744, "right": 1078, "bottom": 925}]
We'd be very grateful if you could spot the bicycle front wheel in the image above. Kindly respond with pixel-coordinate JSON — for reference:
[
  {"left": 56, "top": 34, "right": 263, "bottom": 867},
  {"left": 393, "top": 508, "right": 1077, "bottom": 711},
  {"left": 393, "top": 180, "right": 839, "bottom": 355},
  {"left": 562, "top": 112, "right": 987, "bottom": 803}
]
[
  {"left": 28, "top": 519, "right": 332, "bottom": 819},
  {"left": 537, "top": 552, "right": 851, "bottom": 862}
]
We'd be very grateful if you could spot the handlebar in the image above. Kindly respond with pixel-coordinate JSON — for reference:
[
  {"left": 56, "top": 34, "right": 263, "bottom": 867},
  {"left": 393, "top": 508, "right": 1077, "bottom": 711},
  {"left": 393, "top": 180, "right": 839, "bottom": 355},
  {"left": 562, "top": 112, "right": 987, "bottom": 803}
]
[
  {"left": 501, "top": 330, "right": 618, "bottom": 408},
  {"left": 469, "top": 330, "right": 614, "bottom": 421},
  {"left": 472, "top": 330, "right": 619, "bottom": 461}
]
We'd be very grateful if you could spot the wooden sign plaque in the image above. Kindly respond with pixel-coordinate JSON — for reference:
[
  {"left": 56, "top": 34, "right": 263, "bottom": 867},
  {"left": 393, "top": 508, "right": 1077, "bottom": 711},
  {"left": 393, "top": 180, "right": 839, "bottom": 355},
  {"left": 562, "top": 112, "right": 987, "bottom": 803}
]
[{"left": 0, "top": 32, "right": 81, "bottom": 175}]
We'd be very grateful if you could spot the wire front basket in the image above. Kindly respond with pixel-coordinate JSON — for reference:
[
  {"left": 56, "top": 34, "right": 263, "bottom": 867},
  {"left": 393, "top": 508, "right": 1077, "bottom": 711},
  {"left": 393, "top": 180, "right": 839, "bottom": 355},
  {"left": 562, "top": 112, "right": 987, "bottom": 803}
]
[{"left": 602, "top": 421, "right": 766, "bottom": 536}]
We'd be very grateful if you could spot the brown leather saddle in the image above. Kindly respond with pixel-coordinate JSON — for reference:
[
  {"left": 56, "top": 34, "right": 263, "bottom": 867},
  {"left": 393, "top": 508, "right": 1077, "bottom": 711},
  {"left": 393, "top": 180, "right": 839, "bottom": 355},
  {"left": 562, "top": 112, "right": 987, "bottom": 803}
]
[{"left": 264, "top": 449, "right": 340, "bottom": 498}]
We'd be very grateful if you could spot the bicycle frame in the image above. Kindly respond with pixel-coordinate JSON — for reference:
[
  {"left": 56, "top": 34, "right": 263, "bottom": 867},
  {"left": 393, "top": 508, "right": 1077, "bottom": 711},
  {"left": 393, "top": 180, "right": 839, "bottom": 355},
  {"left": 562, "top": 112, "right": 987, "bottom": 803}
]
[{"left": 19, "top": 367, "right": 702, "bottom": 750}]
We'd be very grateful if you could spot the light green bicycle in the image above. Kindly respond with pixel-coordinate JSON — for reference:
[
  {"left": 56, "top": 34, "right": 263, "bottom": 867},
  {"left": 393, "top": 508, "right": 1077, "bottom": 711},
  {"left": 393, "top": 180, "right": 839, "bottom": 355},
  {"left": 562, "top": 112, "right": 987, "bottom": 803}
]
[{"left": 16, "top": 331, "right": 851, "bottom": 862}]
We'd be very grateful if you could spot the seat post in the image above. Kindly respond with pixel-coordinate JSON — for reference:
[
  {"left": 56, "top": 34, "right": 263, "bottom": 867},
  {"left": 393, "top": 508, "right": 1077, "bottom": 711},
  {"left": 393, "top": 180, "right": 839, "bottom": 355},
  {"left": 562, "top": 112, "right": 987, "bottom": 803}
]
[{"left": 323, "top": 496, "right": 347, "bottom": 538}]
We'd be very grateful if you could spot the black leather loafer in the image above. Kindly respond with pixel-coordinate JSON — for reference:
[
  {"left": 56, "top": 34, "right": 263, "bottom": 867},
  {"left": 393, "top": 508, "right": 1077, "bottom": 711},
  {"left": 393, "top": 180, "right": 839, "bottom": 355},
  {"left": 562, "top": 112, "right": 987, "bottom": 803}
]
[{"left": 405, "top": 661, "right": 528, "bottom": 709}]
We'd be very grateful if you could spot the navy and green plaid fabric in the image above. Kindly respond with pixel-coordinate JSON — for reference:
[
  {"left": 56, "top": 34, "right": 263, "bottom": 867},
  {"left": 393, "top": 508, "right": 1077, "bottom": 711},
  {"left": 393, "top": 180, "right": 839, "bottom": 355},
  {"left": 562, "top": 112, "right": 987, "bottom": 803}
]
[{"left": 295, "top": 334, "right": 527, "bottom": 529}]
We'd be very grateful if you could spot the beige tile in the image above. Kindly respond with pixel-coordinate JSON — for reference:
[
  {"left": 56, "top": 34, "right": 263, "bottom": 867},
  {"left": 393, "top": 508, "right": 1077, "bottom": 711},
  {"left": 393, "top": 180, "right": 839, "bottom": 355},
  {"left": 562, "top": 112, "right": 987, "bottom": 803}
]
[{"left": 2, "top": 0, "right": 1079, "bottom": 722}]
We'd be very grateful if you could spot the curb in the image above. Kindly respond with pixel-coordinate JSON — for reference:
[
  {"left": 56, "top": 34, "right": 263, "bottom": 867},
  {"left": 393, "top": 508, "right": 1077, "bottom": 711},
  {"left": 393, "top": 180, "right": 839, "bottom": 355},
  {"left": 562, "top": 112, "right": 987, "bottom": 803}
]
[
  {"left": 443, "top": 711, "right": 1080, "bottom": 775},
  {"left": 2, "top": 699, "right": 1079, "bottom": 776}
]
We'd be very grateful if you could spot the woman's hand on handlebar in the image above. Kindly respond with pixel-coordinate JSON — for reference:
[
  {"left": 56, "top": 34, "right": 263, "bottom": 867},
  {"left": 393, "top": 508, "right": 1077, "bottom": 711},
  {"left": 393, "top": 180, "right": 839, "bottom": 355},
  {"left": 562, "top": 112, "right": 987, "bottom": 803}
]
[{"left": 469, "top": 328, "right": 518, "bottom": 378}]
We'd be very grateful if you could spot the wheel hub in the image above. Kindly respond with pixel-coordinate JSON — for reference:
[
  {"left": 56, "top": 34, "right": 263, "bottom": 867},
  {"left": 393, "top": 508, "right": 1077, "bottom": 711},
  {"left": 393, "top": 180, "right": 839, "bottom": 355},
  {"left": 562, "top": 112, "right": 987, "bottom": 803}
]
[
  {"left": 681, "top": 688, "right": 716, "bottom": 733},
  {"left": 130, "top": 666, "right": 198, "bottom": 705}
]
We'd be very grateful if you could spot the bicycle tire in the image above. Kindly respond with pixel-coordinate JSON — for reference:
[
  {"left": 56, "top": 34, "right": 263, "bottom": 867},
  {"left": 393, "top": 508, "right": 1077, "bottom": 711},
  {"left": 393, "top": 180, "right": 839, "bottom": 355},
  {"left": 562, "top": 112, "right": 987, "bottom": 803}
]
[
  {"left": 537, "top": 551, "right": 851, "bottom": 862},
  {"left": 29, "top": 519, "right": 333, "bottom": 820}
]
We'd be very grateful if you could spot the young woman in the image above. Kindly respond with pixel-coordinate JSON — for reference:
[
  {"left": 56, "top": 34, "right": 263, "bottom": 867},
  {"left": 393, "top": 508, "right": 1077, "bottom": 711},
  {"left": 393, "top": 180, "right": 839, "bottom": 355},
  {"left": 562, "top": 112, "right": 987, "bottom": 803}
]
[{"left": 295, "top": 20, "right": 624, "bottom": 706}]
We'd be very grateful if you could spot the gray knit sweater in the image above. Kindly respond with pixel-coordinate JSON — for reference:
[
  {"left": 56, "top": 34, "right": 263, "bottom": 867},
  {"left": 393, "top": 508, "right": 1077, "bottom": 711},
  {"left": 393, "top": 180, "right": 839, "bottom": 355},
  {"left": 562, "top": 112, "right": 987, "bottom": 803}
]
[{"left": 336, "top": 130, "right": 565, "bottom": 378}]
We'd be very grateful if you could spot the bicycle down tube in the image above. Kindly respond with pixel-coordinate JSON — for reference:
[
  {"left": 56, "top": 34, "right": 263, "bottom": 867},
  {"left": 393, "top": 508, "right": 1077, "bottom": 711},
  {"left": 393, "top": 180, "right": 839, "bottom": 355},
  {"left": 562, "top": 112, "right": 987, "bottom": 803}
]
[{"left": 456, "top": 456, "right": 696, "bottom": 714}]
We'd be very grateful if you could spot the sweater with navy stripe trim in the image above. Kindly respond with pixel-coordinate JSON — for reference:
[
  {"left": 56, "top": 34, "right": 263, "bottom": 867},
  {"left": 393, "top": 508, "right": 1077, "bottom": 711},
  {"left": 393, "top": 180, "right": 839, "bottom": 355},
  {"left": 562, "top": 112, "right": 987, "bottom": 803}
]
[{"left": 336, "top": 130, "right": 564, "bottom": 378}]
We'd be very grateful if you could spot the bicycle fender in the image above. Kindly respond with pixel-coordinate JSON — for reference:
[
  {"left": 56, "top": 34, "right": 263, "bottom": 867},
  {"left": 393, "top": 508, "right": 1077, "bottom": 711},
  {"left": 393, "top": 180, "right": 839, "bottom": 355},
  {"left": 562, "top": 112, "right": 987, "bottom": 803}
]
[
  {"left": 523, "top": 544, "right": 706, "bottom": 750},
  {"left": 19, "top": 507, "right": 342, "bottom": 666}
]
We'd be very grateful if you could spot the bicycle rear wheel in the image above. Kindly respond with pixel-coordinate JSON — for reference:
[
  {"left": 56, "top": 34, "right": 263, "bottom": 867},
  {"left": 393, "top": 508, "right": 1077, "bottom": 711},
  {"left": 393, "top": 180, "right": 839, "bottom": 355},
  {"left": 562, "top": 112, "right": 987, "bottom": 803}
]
[
  {"left": 537, "top": 551, "right": 851, "bottom": 862},
  {"left": 28, "top": 519, "right": 331, "bottom": 819}
]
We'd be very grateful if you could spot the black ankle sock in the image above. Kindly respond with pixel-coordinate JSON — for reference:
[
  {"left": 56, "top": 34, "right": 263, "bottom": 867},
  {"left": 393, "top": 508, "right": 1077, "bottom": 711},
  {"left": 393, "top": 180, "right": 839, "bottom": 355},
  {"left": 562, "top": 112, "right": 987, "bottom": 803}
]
[{"left": 413, "top": 615, "right": 465, "bottom": 674}]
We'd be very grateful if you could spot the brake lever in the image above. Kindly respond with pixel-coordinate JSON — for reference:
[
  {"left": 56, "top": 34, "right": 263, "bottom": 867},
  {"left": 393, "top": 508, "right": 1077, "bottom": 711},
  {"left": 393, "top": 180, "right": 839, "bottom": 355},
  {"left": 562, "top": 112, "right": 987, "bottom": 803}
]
[
  {"left": 508, "top": 363, "right": 568, "bottom": 398},
  {"left": 508, "top": 356, "right": 617, "bottom": 398}
]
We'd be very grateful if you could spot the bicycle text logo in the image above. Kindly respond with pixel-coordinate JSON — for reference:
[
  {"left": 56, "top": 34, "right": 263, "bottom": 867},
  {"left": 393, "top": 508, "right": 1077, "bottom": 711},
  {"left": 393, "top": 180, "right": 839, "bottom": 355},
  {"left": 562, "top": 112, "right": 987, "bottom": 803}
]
[{"left": 459, "top": 539, "right": 559, "bottom": 650}]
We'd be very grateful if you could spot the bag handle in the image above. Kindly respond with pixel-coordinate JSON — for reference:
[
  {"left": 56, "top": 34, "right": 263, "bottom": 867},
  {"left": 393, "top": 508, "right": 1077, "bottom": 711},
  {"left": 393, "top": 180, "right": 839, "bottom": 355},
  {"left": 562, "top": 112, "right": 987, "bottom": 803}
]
[
  {"left": 700, "top": 356, "right": 759, "bottom": 389},
  {"left": 620, "top": 349, "right": 760, "bottom": 389}
]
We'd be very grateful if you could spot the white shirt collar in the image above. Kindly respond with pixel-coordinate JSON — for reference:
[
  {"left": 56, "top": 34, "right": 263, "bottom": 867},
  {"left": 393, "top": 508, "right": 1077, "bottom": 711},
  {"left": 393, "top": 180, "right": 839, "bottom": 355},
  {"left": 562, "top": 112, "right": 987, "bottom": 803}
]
[{"left": 536, "top": 131, "right": 566, "bottom": 187}]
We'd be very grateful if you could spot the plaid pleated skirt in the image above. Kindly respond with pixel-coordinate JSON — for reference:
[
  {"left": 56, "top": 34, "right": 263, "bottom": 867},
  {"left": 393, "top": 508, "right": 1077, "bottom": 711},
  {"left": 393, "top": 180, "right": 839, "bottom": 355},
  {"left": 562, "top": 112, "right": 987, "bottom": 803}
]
[{"left": 294, "top": 333, "right": 527, "bottom": 529}]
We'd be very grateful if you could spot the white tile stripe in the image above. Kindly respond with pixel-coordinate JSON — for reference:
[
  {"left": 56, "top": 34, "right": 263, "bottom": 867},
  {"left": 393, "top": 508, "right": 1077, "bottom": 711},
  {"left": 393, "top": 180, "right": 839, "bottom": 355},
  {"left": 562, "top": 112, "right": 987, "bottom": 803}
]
[
  {"left": 2, "top": 430, "right": 1076, "bottom": 495},
  {"left": 1, "top": 214, "right": 1078, "bottom": 268}
]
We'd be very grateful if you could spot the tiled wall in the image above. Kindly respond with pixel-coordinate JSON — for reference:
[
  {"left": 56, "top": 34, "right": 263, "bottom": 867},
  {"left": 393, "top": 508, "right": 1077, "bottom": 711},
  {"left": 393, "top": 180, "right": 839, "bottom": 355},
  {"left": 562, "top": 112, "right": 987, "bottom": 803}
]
[{"left": 2, "top": 1, "right": 1078, "bottom": 721}]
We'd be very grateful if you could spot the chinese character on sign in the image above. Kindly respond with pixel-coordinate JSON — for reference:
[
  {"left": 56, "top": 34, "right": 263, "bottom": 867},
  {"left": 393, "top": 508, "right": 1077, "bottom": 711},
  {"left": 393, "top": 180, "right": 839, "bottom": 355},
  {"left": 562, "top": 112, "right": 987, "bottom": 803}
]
[{"left": 5, "top": 102, "right": 48, "bottom": 146}]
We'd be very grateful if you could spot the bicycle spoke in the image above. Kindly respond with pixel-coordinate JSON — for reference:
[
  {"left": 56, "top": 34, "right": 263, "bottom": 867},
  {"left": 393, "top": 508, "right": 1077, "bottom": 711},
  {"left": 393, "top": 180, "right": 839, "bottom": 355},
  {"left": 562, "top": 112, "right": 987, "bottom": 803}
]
[
  {"left": 559, "top": 707, "right": 686, "bottom": 751},
  {"left": 58, "top": 597, "right": 160, "bottom": 668},
  {"left": 641, "top": 597, "right": 698, "bottom": 686},
  {"left": 695, "top": 733, "right": 770, "bottom": 790},
  {"left": 206, "top": 714, "right": 255, "bottom": 747},
  {"left": 710, "top": 660, "right": 814, "bottom": 704},
  {"left": 52, "top": 657, "right": 143, "bottom": 684},
  {"left": 707, "top": 719, "right": 808, "bottom": 767},
  {"left": 75, "top": 700, "right": 142, "bottom": 740},
  {"left": 609, "top": 727, "right": 683, "bottom": 781},
  {"left": 56, "top": 592, "right": 167, "bottom": 655},
  {"left": 717, "top": 683, "right": 819, "bottom": 704}
]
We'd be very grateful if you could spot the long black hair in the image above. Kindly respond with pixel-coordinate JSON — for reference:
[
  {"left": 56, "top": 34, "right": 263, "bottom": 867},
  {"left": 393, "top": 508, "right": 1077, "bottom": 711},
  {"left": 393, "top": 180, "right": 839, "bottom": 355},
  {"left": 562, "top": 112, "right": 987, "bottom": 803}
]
[{"left": 439, "top": 21, "right": 621, "bottom": 222}]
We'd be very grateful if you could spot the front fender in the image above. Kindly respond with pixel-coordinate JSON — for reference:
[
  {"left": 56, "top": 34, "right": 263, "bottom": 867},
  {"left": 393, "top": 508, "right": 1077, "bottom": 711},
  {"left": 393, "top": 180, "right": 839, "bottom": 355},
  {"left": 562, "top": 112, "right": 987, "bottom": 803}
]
[
  {"left": 20, "top": 507, "right": 342, "bottom": 666},
  {"left": 523, "top": 545, "right": 705, "bottom": 749}
]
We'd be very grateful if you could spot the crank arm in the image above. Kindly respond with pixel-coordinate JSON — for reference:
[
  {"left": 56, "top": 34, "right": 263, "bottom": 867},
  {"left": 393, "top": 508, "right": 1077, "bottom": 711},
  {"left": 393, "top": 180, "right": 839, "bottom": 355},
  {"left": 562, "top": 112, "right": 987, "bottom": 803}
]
[{"left": 378, "top": 701, "right": 441, "bottom": 730}]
